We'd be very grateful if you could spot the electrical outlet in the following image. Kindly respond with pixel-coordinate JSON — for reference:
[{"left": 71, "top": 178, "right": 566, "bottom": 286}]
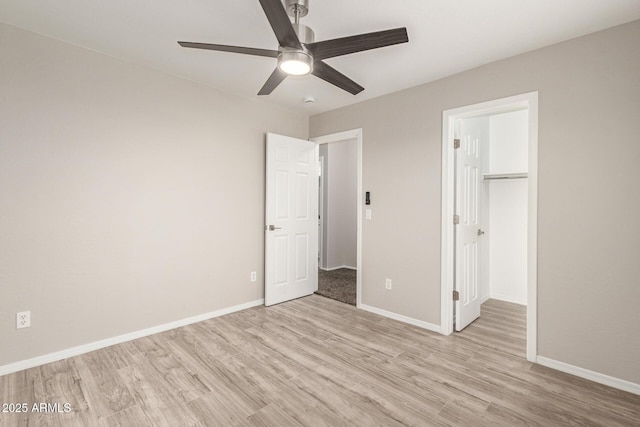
[
  {"left": 385, "top": 278, "right": 392, "bottom": 290},
  {"left": 16, "top": 311, "right": 30, "bottom": 329},
  {"left": 250, "top": 271, "right": 257, "bottom": 282}
]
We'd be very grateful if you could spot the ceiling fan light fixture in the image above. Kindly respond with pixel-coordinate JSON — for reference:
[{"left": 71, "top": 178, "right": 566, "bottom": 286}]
[{"left": 278, "top": 50, "right": 313, "bottom": 75}]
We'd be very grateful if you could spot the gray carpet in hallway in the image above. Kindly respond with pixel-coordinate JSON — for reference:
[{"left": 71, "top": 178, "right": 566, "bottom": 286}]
[{"left": 315, "top": 268, "right": 356, "bottom": 306}]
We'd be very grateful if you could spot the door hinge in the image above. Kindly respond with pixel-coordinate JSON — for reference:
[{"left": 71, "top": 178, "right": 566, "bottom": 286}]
[
  {"left": 453, "top": 214, "right": 460, "bottom": 225},
  {"left": 453, "top": 139, "right": 460, "bottom": 149},
  {"left": 453, "top": 290, "right": 460, "bottom": 301}
]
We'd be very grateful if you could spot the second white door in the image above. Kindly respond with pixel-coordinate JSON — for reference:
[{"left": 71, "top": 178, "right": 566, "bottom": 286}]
[{"left": 455, "top": 118, "right": 485, "bottom": 330}]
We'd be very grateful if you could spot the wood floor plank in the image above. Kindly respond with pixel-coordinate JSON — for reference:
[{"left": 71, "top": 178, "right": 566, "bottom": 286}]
[
  {"left": 268, "top": 379, "right": 364, "bottom": 427},
  {"left": 117, "top": 363, "right": 203, "bottom": 426},
  {"left": 103, "top": 341, "right": 145, "bottom": 371},
  {"left": 435, "top": 394, "right": 493, "bottom": 427},
  {"left": 39, "top": 359, "right": 96, "bottom": 421},
  {"left": 1, "top": 296, "right": 638, "bottom": 426},
  {"left": 0, "top": 367, "right": 41, "bottom": 402},
  {"left": 99, "top": 405, "right": 154, "bottom": 427},
  {"left": 10, "top": 361, "right": 102, "bottom": 427},
  {"left": 161, "top": 342, "right": 271, "bottom": 413},
  {"left": 68, "top": 355, "right": 137, "bottom": 421},
  {"left": 235, "top": 403, "right": 304, "bottom": 427},
  {"left": 186, "top": 390, "right": 257, "bottom": 427}
]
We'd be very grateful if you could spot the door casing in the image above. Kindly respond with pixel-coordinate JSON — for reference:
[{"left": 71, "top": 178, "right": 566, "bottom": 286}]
[
  {"left": 318, "top": 155, "right": 325, "bottom": 269},
  {"left": 440, "top": 92, "right": 538, "bottom": 362}
]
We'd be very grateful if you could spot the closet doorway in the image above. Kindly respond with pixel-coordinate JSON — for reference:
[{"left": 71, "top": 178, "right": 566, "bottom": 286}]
[{"left": 440, "top": 93, "right": 538, "bottom": 362}]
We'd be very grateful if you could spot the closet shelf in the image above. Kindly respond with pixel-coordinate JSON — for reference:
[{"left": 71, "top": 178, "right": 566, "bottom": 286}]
[{"left": 482, "top": 172, "right": 528, "bottom": 181}]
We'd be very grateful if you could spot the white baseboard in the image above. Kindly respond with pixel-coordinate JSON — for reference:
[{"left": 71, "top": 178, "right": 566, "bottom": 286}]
[
  {"left": 536, "top": 356, "right": 640, "bottom": 396},
  {"left": 0, "top": 299, "right": 264, "bottom": 377},
  {"left": 489, "top": 293, "right": 527, "bottom": 306},
  {"left": 359, "top": 304, "right": 441, "bottom": 334},
  {"left": 320, "top": 265, "right": 357, "bottom": 271}
]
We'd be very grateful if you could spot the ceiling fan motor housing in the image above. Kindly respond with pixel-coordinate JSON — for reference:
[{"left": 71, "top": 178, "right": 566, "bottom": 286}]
[{"left": 292, "top": 23, "right": 315, "bottom": 44}]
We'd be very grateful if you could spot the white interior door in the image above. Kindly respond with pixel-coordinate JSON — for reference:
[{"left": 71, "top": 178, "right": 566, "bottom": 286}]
[
  {"left": 455, "top": 118, "right": 485, "bottom": 330},
  {"left": 265, "top": 133, "right": 318, "bottom": 306}
]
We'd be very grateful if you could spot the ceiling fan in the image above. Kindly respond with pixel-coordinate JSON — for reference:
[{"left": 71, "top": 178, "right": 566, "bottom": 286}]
[{"left": 178, "top": 0, "right": 408, "bottom": 96}]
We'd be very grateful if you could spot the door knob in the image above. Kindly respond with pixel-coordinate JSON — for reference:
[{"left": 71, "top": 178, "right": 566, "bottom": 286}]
[
  {"left": 268, "top": 225, "right": 282, "bottom": 231},
  {"left": 477, "top": 229, "right": 485, "bottom": 236}
]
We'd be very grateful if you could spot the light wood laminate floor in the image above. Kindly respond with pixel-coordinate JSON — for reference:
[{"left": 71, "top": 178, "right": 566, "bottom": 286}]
[{"left": 1, "top": 296, "right": 638, "bottom": 426}]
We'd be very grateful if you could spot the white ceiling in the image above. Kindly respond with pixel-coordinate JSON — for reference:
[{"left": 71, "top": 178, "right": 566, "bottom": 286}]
[{"left": 2, "top": 1, "right": 640, "bottom": 116}]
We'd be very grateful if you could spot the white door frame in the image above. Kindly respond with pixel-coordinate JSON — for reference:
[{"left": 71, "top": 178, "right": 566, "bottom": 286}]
[
  {"left": 311, "top": 129, "right": 363, "bottom": 307},
  {"left": 440, "top": 92, "right": 538, "bottom": 362},
  {"left": 318, "top": 155, "right": 325, "bottom": 269}
]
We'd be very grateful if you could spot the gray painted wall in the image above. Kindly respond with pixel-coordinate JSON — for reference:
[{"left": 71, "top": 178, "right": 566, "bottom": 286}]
[
  {"left": 310, "top": 20, "right": 640, "bottom": 384},
  {"left": 323, "top": 140, "right": 358, "bottom": 270},
  {"left": 0, "top": 22, "right": 307, "bottom": 366},
  {"left": 319, "top": 144, "right": 329, "bottom": 267}
]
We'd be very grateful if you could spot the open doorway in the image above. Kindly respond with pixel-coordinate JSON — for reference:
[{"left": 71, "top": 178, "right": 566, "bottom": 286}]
[
  {"left": 440, "top": 93, "right": 538, "bottom": 362},
  {"left": 312, "top": 129, "right": 363, "bottom": 307}
]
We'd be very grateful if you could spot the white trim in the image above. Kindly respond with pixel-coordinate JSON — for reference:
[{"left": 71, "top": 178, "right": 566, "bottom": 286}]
[
  {"left": 526, "top": 94, "right": 539, "bottom": 364},
  {"left": 440, "top": 111, "right": 456, "bottom": 335},
  {"left": 320, "top": 265, "right": 357, "bottom": 271},
  {"left": 537, "top": 356, "right": 640, "bottom": 396},
  {"left": 360, "top": 304, "right": 441, "bottom": 334},
  {"left": 318, "top": 155, "right": 325, "bottom": 269},
  {"left": 440, "top": 92, "right": 538, "bottom": 363},
  {"left": 0, "top": 299, "right": 264, "bottom": 377},
  {"left": 311, "top": 129, "right": 363, "bottom": 307}
]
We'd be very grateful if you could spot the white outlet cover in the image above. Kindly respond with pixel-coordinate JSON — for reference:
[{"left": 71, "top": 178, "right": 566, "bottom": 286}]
[
  {"left": 385, "top": 279, "right": 392, "bottom": 290},
  {"left": 16, "top": 311, "right": 31, "bottom": 329}
]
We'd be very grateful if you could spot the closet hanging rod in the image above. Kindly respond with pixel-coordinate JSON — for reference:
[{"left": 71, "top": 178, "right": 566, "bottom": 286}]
[{"left": 482, "top": 173, "right": 528, "bottom": 181}]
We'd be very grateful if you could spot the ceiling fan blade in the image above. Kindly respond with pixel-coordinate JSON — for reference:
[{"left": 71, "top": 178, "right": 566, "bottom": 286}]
[
  {"left": 178, "top": 41, "right": 279, "bottom": 58},
  {"left": 258, "top": 0, "right": 302, "bottom": 49},
  {"left": 258, "top": 67, "right": 288, "bottom": 95},
  {"left": 312, "top": 61, "right": 364, "bottom": 95},
  {"left": 306, "top": 28, "right": 408, "bottom": 60}
]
